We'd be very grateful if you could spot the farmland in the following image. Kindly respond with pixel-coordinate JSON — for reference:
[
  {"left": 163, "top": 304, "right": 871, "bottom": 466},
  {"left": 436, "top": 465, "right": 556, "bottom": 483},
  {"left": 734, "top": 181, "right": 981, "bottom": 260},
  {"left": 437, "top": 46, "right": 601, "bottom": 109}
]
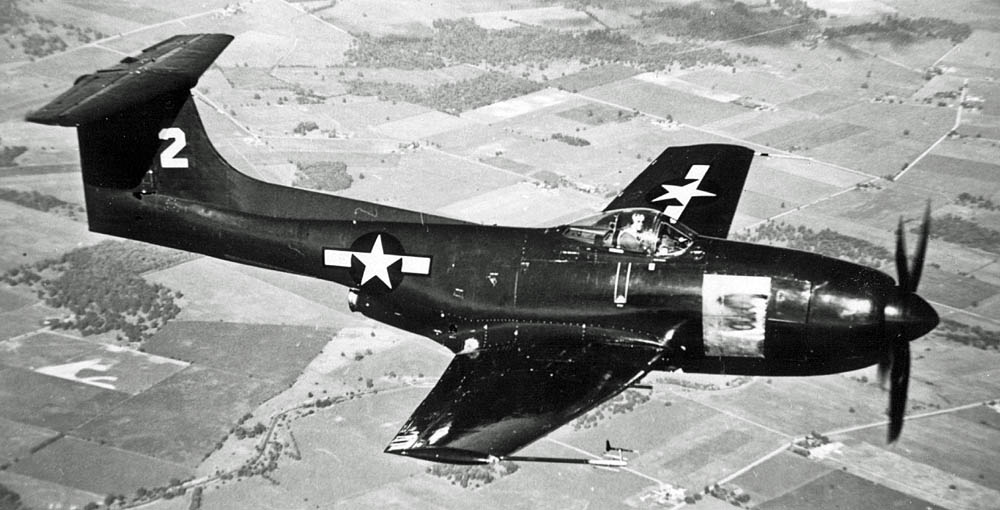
[{"left": 1, "top": 0, "right": 999, "bottom": 509}]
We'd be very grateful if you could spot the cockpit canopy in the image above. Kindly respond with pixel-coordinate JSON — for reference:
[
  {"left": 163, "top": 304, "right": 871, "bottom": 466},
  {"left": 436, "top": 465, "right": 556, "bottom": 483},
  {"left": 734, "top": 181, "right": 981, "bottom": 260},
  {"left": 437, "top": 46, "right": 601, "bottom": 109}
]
[{"left": 561, "top": 208, "right": 697, "bottom": 257}]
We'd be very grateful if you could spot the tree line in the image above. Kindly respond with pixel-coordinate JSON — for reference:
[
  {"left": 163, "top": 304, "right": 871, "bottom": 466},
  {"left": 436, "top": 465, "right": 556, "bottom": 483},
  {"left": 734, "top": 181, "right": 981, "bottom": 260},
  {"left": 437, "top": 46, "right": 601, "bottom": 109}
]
[
  {"left": 345, "top": 18, "right": 742, "bottom": 73},
  {"left": 347, "top": 72, "right": 543, "bottom": 114},
  {"left": 823, "top": 15, "right": 971, "bottom": 44},
  {"left": 2, "top": 241, "right": 190, "bottom": 344},
  {"left": 735, "top": 222, "right": 893, "bottom": 268}
]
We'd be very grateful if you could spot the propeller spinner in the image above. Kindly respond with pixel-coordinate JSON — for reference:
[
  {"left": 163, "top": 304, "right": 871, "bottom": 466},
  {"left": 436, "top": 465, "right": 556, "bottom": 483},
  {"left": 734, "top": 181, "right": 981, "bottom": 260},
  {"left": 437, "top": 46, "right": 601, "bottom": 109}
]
[{"left": 879, "top": 203, "right": 939, "bottom": 443}]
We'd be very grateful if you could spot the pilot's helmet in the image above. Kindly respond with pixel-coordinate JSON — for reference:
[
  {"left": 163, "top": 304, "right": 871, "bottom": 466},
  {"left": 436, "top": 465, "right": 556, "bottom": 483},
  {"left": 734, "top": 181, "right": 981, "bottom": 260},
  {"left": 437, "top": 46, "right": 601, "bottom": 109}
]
[{"left": 631, "top": 212, "right": 645, "bottom": 225}]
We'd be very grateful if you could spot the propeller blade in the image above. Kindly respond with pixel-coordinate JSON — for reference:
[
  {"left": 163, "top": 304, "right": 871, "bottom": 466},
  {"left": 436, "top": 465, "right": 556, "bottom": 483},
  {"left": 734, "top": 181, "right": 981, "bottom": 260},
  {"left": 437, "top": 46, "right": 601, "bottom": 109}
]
[
  {"left": 877, "top": 357, "right": 889, "bottom": 389},
  {"left": 909, "top": 203, "right": 931, "bottom": 293},
  {"left": 886, "top": 337, "right": 911, "bottom": 443},
  {"left": 895, "top": 217, "right": 910, "bottom": 293}
]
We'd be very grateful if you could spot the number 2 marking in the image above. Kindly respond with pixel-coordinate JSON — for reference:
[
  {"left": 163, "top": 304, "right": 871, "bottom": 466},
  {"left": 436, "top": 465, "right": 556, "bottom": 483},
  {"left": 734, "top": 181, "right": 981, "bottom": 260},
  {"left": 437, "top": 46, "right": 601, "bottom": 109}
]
[{"left": 158, "top": 127, "right": 189, "bottom": 168}]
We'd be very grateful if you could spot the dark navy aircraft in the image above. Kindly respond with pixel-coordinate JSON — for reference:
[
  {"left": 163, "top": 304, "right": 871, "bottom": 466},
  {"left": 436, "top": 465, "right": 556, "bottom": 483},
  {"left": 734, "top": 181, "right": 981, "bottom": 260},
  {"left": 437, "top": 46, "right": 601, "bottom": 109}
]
[{"left": 27, "top": 34, "right": 939, "bottom": 467}]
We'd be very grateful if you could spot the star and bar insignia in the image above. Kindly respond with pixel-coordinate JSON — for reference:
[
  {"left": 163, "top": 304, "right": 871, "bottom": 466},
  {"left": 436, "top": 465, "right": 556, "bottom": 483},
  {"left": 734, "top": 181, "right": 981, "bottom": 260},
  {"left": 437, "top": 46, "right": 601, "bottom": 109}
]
[
  {"left": 323, "top": 233, "right": 431, "bottom": 292},
  {"left": 650, "top": 164, "right": 718, "bottom": 220}
]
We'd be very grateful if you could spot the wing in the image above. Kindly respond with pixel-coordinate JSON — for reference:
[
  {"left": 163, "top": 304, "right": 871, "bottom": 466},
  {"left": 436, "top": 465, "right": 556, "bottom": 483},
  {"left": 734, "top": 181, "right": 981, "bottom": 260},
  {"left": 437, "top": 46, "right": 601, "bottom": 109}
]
[
  {"left": 604, "top": 144, "right": 756, "bottom": 239},
  {"left": 385, "top": 327, "right": 665, "bottom": 464}
]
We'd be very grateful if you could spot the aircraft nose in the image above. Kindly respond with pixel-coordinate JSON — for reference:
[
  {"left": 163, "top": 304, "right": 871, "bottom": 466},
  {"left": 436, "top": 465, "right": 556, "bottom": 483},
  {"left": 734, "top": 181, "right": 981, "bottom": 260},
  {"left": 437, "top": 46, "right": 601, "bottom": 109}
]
[{"left": 885, "top": 293, "right": 939, "bottom": 341}]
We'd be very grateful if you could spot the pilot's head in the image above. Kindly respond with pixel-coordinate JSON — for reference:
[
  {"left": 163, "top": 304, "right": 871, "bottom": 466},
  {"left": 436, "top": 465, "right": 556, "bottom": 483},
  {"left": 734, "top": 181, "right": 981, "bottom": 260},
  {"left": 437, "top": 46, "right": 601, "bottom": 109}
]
[{"left": 631, "top": 213, "right": 645, "bottom": 227}]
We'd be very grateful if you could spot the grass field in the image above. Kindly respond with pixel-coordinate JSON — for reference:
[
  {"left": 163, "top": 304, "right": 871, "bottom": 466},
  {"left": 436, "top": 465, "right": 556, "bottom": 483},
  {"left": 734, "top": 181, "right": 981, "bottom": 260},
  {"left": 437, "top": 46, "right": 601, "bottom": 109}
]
[
  {"left": 0, "top": 470, "right": 102, "bottom": 510},
  {"left": 704, "top": 108, "right": 817, "bottom": 140},
  {"left": 435, "top": 182, "right": 603, "bottom": 227},
  {"left": 931, "top": 136, "right": 1000, "bottom": 167},
  {"left": 201, "top": 387, "right": 429, "bottom": 509},
  {"left": 680, "top": 68, "right": 817, "bottom": 105},
  {"left": 781, "top": 91, "right": 863, "bottom": 115},
  {"left": 555, "top": 102, "right": 637, "bottom": 126},
  {"left": 1, "top": 332, "right": 105, "bottom": 371},
  {"left": 743, "top": 164, "right": 842, "bottom": 206},
  {"left": 584, "top": 78, "right": 747, "bottom": 126},
  {"left": 20, "top": 0, "right": 146, "bottom": 37},
  {"left": 374, "top": 111, "right": 476, "bottom": 140},
  {"left": 0, "top": 365, "right": 129, "bottom": 432},
  {"left": 461, "top": 88, "right": 576, "bottom": 124},
  {"left": 904, "top": 154, "right": 1000, "bottom": 197},
  {"left": 2, "top": 333, "right": 190, "bottom": 396},
  {"left": 830, "top": 103, "right": 955, "bottom": 145},
  {"left": 0, "top": 201, "right": 103, "bottom": 271},
  {"left": 748, "top": 118, "right": 870, "bottom": 152},
  {"left": 218, "top": 66, "right": 290, "bottom": 90},
  {"left": 819, "top": 438, "right": 999, "bottom": 510},
  {"left": 75, "top": 365, "right": 282, "bottom": 466},
  {"left": 147, "top": 257, "right": 349, "bottom": 327},
  {"left": 339, "top": 334, "right": 451, "bottom": 386},
  {"left": 0, "top": 303, "right": 54, "bottom": 341},
  {"left": 732, "top": 450, "right": 833, "bottom": 503},
  {"left": 338, "top": 148, "right": 524, "bottom": 212},
  {"left": 759, "top": 469, "right": 945, "bottom": 510},
  {"left": 319, "top": 0, "right": 450, "bottom": 36},
  {"left": 905, "top": 336, "right": 1000, "bottom": 407},
  {"left": 685, "top": 376, "right": 888, "bottom": 439},
  {"left": 940, "top": 30, "right": 1000, "bottom": 79},
  {"left": 916, "top": 265, "right": 999, "bottom": 309},
  {"left": 145, "top": 321, "right": 333, "bottom": 386},
  {"left": 805, "top": 130, "right": 927, "bottom": 178},
  {"left": 0, "top": 171, "right": 85, "bottom": 205},
  {"left": 553, "top": 390, "right": 780, "bottom": 487},
  {"left": 803, "top": 185, "right": 937, "bottom": 232},
  {"left": 225, "top": 263, "right": 357, "bottom": 319},
  {"left": 11, "top": 436, "right": 192, "bottom": 496},
  {"left": 848, "top": 411, "right": 1000, "bottom": 493},
  {"left": 0, "top": 286, "right": 33, "bottom": 313},
  {"left": 236, "top": 96, "right": 431, "bottom": 138},
  {"left": 0, "top": 416, "right": 58, "bottom": 465},
  {"left": 549, "top": 64, "right": 640, "bottom": 92}
]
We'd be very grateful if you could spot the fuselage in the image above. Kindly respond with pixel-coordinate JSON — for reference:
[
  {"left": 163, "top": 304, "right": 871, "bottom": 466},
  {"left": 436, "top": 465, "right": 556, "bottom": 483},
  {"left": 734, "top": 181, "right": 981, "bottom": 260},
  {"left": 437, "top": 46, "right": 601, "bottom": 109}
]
[{"left": 95, "top": 185, "right": 897, "bottom": 378}]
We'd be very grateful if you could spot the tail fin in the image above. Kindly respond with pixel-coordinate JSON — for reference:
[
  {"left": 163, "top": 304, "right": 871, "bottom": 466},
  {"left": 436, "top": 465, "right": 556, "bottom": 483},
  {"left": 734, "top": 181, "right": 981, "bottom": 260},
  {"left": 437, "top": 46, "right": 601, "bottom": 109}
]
[
  {"left": 26, "top": 34, "right": 233, "bottom": 196},
  {"left": 26, "top": 34, "right": 468, "bottom": 232},
  {"left": 604, "top": 144, "right": 755, "bottom": 239}
]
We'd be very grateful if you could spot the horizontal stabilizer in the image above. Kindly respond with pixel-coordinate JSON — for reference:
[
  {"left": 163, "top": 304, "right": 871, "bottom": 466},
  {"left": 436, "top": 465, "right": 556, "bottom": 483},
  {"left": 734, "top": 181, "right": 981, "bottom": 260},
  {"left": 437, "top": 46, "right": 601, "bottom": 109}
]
[{"left": 26, "top": 34, "right": 233, "bottom": 126}]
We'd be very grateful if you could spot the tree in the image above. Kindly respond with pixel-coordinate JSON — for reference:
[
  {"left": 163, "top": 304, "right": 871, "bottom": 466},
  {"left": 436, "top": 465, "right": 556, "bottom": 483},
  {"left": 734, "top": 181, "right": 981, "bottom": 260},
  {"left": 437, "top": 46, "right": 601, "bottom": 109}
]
[{"left": 293, "top": 121, "right": 319, "bottom": 135}]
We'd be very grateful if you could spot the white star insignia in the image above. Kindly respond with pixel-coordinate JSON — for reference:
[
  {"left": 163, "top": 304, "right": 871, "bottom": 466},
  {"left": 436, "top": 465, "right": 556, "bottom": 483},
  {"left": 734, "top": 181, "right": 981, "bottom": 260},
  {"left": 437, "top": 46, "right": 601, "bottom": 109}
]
[
  {"left": 354, "top": 235, "right": 400, "bottom": 288},
  {"left": 651, "top": 164, "right": 716, "bottom": 220},
  {"left": 652, "top": 179, "right": 716, "bottom": 206},
  {"left": 323, "top": 234, "right": 431, "bottom": 290}
]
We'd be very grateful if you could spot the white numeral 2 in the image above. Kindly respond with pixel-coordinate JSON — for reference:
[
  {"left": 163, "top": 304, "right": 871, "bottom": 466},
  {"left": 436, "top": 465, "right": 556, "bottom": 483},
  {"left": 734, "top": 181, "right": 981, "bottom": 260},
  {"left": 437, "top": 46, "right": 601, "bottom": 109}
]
[{"left": 157, "top": 127, "right": 189, "bottom": 168}]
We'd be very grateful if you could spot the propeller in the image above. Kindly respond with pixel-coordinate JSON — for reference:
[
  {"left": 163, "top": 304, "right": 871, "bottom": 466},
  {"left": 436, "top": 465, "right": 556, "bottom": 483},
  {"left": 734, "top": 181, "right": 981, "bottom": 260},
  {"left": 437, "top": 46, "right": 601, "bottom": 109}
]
[{"left": 879, "top": 202, "right": 937, "bottom": 443}]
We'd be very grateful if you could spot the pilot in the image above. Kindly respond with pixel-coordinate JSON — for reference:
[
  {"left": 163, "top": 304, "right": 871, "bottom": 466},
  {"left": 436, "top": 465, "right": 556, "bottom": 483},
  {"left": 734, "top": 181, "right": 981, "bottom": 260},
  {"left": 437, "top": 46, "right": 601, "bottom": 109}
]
[
  {"left": 656, "top": 232, "right": 690, "bottom": 257},
  {"left": 617, "top": 213, "right": 652, "bottom": 252}
]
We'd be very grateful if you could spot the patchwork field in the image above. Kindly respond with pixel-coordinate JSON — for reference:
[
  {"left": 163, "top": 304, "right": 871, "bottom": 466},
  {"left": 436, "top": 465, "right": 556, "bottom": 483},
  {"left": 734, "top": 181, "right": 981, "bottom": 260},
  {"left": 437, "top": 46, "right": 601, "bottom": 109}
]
[
  {"left": 1, "top": 0, "right": 998, "bottom": 508},
  {"left": 0, "top": 365, "right": 129, "bottom": 432},
  {"left": 758, "top": 469, "right": 947, "bottom": 510},
  {"left": 11, "top": 436, "right": 193, "bottom": 496},
  {"left": 74, "top": 365, "right": 282, "bottom": 466},
  {"left": 146, "top": 321, "right": 333, "bottom": 386}
]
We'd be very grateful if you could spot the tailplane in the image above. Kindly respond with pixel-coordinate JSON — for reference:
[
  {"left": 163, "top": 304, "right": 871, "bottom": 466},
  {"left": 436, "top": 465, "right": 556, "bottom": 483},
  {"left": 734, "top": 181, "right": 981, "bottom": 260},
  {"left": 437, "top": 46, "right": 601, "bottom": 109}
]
[
  {"left": 27, "top": 34, "right": 234, "bottom": 204},
  {"left": 26, "top": 33, "right": 465, "bottom": 233}
]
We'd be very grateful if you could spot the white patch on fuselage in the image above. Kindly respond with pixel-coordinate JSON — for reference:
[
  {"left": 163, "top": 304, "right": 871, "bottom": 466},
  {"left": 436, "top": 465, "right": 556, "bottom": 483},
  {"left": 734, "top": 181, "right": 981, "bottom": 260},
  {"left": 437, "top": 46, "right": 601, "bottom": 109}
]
[{"left": 702, "top": 274, "right": 770, "bottom": 358}]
